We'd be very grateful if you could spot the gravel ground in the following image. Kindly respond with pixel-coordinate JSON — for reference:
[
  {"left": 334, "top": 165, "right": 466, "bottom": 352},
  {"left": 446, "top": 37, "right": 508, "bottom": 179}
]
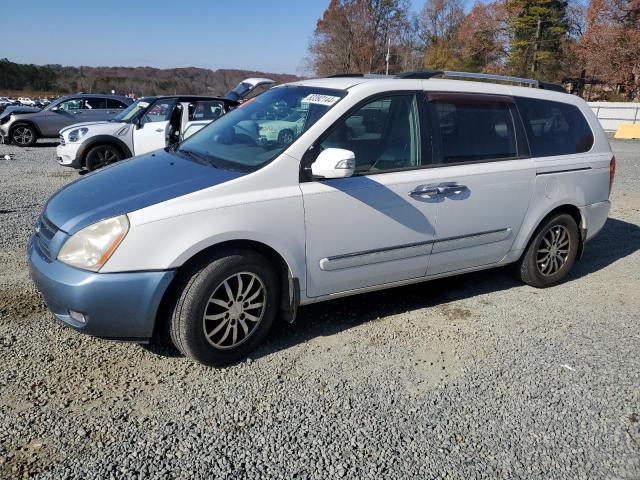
[{"left": 0, "top": 139, "right": 638, "bottom": 479}]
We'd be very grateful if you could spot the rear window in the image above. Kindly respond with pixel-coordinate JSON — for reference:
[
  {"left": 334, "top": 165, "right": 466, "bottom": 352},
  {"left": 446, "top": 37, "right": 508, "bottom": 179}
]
[
  {"left": 84, "top": 98, "right": 108, "bottom": 109},
  {"left": 428, "top": 94, "right": 517, "bottom": 164},
  {"left": 515, "top": 97, "right": 593, "bottom": 157},
  {"left": 107, "top": 98, "right": 128, "bottom": 109}
]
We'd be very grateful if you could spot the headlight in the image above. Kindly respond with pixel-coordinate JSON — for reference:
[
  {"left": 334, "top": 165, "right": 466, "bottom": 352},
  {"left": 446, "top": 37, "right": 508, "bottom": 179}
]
[
  {"left": 67, "top": 127, "right": 89, "bottom": 143},
  {"left": 58, "top": 215, "right": 129, "bottom": 271}
]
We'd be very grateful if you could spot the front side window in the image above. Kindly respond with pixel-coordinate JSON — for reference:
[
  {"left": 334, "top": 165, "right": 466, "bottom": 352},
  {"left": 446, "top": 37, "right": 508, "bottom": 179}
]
[
  {"left": 429, "top": 94, "right": 517, "bottom": 164},
  {"left": 84, "top": 98, "right": 108, "bottom": 109},
  {"left": 320, "top": 94, "right": 422, "bottom": 174},
  {"left": 516, "top": 97, "right": 594, "bottom": 157},
  {"left": 56, "top": 98, "right": 83, "bottom": 111},
  {"left": 141, "top": 99, "right": 177, "bottom": 124},
  {"left": 178, "top": 86, "right": 345, "bottom": 172}
]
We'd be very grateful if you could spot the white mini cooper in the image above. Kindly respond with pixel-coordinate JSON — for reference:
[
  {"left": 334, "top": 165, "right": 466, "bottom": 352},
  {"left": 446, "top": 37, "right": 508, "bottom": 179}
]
[{"left": 30, "top": 71, "right": 613, "bottom": 366}]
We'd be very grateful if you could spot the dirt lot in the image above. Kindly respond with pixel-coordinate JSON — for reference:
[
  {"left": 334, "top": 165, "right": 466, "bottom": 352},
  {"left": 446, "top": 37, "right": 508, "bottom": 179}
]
[{"left": 0, "top": 139, "right": 638, "bottom": 479}]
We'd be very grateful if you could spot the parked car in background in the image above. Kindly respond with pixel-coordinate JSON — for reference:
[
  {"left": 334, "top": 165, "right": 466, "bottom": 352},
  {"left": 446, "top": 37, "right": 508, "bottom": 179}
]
[
  {"left": 17, "top": 97, "right": 35, "bottom": 106},
  {"left": 56, "top": 78, "right": 273, "bottom": 171},
  {"left": 0, "top": 93, "right": 133, "bottom": 146},
  {"left": 28, "top": 71, "right": 613, "bottom": 366}
]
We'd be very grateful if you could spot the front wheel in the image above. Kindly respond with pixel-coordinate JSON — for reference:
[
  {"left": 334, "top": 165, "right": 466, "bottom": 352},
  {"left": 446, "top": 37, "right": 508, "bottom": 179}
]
[
  {"left": 169, "top": 250, "right": 279, "bottom": 367},
  {"left": 518, "top": 213, "right": 580, "bottom": 288},
  {"left": 85, "top": 144, "right": 122, "bottom": 171},
  {"left": 10, "top": 124, "right": 37, "bottom": 146}
]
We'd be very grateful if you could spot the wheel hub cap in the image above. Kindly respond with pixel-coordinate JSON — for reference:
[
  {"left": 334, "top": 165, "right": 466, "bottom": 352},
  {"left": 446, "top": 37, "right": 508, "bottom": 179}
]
[
  {"left": 202, "top": 272, "right": 266, "bottom": 350},
  {"left": 536, "top": 225, "right": 570, "bottom": 276}
]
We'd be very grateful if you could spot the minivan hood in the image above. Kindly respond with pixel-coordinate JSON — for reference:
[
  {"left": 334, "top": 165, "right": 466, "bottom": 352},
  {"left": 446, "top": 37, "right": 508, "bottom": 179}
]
[{"left": 44, "top": 149, "right": 244, "bottom": 234}]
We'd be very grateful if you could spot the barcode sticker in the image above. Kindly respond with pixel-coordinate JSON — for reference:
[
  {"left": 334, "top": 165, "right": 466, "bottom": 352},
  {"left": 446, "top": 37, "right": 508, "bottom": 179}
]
[{"left": 301, "top": 94, "right": 340, "bottom": 106}]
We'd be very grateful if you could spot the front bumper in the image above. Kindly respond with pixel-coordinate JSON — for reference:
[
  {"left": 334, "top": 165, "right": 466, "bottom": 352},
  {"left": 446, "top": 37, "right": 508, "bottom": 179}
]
[
  {"left": 56, "top": 142, "right": 83, "bottom": 169},
  {"left": 28, "top": 237, "right": 175, "bottom": 340}
]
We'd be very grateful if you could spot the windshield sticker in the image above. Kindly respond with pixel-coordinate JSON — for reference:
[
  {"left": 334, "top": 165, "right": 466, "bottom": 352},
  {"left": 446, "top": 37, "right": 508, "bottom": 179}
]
[
  {"left": 138, "top": 101, "right": 149, "bottom": 108},
  {"left": 301, "top": 94, "right": 340, "bottom": 106}
]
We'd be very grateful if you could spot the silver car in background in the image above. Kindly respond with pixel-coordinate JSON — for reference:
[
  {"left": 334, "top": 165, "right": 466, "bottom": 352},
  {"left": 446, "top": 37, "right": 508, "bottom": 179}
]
[{"left": 0, "top": 93, "right": 132, "bottom": 146}]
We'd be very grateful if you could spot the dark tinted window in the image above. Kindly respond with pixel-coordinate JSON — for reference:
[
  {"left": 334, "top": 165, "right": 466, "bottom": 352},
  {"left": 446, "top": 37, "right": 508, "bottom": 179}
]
[
  {"left": 429, "top": 95, "right": 517, "bottom": 164},
  {"left": 107, "top": 98, "right": 128, "bottom": 109},
  {"left": 320, "top": 94, "right": 423, "bottom": 174},
  {"left": 515, "top": 97, "right": 593, "bottom": 157},
  {"left": 84, "top": 97, "right": 108, "bottom": 109},
  {"left": 188, "top": 100, "right": 225, "bottom": 121}
]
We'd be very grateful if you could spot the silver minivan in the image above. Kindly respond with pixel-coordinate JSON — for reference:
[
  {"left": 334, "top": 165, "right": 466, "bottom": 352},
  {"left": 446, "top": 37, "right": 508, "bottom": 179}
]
[{"left": 28, "top": 71, "right": 613, "bottom": 366}]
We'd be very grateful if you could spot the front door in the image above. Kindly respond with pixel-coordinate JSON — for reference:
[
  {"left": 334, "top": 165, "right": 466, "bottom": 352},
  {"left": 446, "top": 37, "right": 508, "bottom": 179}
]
[
  {"left": 43, "top": 98, "right": 84, "bottom": 136},
  {"left": 133, "top": 98, "right": 177, "bottom": 155},
  {"left": 301, "top": 93, "right": 438, "bottom": 298},
  {"left": 423, "top": 92, "right": 536, "bottom": 276}
]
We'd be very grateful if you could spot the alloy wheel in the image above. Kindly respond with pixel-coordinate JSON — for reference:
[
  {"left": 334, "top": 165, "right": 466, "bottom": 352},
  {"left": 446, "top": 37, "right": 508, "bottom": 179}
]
[
  {"left": 12, "top": 127, "right": 33, "bottom": 145},
  {"left": 90, "top": 147, "right": 119, "bottom": 169},
  {"left": 536, "top": 224, "right": 570, "bottom": 276},
  {"left": 202, "top": 272, "right": 266, "bottom": 350}
]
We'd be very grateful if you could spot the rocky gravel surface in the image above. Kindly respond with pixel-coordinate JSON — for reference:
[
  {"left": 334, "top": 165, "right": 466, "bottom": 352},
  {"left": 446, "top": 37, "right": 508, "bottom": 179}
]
[{"left": 0, "top": 139, "right": 638, "bottom": 479}]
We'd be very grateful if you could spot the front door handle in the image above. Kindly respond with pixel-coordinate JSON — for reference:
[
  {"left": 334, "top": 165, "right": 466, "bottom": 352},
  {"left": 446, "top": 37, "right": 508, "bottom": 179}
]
[
  {"left": 409, "top": 185, "right": 440, "bottom": 198},
  {"left": 155, "top": 128, "right": 164, "bottom": 132},
  {"left": 437, "top": 184, "right": 468, "bottom": 195}
]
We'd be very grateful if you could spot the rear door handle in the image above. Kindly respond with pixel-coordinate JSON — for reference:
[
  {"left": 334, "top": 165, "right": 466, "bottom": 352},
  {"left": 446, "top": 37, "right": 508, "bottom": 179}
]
[
  {"left": 409, "top": 185, "right": 440, "bottom": 198},
  {"left": 437, "top": 184, "right": 468, "bottom": 195},
  {"left": 155, "top": 128, "right": 164, "bottom": 132}
]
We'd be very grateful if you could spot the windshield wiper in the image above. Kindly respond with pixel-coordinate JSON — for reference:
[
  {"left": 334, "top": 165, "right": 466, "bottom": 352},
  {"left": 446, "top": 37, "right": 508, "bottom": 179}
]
[{"left": 176, "top": 149, "right": 218, "bottom": 168}]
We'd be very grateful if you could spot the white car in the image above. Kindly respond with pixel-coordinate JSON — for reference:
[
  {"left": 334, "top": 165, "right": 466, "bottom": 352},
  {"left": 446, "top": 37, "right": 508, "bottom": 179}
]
[
  {"left": 56, "top": 78, "right": 274, "bottom": 171},
  {"left": 17, "top": 97, "right": 35, "bottom": 106},
  {"left": 29, "top": 71, "right": 613, "bottom": 366}
]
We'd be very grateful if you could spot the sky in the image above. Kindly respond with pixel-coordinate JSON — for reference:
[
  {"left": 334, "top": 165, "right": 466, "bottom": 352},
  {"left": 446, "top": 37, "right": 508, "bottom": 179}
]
[{"left": 2, "top": 0, "right": 432, "bottom": 75}]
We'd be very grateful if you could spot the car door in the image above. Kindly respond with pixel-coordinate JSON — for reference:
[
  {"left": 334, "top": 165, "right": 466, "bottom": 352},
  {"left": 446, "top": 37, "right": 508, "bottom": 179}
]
[
  {"left": 83, "top": 97, "right": 110, "bottom": 122},
  {"left": 301, "top": 93, "right": 439, "bottom": 298},
  {"left": 43, "top": 98, "right": 84, "bottom": 136},
  {"left": 133, "top": 98, "right": 177, "bottom": 155},
  {"left": 422, "top": 92, "right": 536, "bottom": 276},
  {"left": 182, "top": 100, "right": 225, "bottom": 140}
]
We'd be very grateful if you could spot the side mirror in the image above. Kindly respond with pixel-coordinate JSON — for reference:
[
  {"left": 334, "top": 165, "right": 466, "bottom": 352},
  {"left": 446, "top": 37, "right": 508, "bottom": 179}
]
[
  {"left": 135, "top": 118, "right": 143, "bottom": 129},
  {"left": 311, "top": 148, "right": 355, "bottom": 179}
]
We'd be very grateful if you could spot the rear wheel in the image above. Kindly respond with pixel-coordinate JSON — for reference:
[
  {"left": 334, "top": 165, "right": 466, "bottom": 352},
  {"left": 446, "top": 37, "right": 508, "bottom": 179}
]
[
  {"left": 169, "top": 250, "right": 279, "bottom": 367},
  {"left": 85, "top": 144, "right": 122, "bottom": 171},
  {"left": 518, "top": 213, "right": 579, "bottom": 288},
  {"left": 10, "top": 124, "right": 37, "bottom": 147}
]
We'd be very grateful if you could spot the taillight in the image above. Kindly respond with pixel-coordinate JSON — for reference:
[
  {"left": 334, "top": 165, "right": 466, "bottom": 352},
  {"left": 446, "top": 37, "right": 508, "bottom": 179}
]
[{"left": 609, "top": 156, "right": 616, "bottom": 198}]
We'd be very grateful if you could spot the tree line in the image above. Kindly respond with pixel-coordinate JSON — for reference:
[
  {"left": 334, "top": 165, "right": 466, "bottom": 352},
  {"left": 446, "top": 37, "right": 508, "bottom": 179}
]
[
  {"left": 0, "top": 59, "right": 298, "bottom": 98},
  {"left": 307, "top": 0, "right": 640, "bottom": 100}
]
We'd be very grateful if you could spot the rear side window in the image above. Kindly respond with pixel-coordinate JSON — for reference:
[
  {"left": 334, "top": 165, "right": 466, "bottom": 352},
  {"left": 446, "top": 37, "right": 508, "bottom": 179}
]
[
  {"left": 188, "top": 101, "right": 225, "bottom": 121},
  {"left": 515, "top": 97, "right": 593, "bottom": 157},
  {"left": 84, "top": 98, "right": 108, "bottom": 109},
  {"left": 107, "top": 98, "right": 128, "bottom": 109},
  {"left": 428, "top": 94, "right": 517, "bottom": 164}
]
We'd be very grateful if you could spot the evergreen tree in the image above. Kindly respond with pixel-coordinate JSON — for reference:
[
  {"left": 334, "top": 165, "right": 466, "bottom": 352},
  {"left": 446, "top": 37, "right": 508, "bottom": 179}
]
[{"left": 507, "top": 0, "right": 569, "bottom": 80}]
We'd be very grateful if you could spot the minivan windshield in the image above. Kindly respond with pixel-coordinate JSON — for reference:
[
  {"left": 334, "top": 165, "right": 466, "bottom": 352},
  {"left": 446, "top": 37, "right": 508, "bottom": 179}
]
[
  {"left": 111, "top": 98, "right": 153, "bottom": 123},
  {"left": 177, "top": 86, "right": 345, "bottom": 172}
]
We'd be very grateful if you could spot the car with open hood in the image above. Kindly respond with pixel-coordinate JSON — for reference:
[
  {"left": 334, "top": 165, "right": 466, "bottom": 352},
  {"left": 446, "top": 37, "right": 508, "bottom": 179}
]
[
  {"left": 56, "top": 78, "right": 274, "bottom": 171},
  {"left": 29, "top": 71, "right": 613, "bottom": 366}
]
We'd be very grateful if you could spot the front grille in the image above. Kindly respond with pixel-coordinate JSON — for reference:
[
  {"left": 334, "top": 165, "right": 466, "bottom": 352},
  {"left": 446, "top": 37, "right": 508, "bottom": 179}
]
[
  {"left": 58, "top": 135, "right": 65, "bottom": 145},
  {"left": 34, "top": 214, "right": 59, "bottom": 262}
]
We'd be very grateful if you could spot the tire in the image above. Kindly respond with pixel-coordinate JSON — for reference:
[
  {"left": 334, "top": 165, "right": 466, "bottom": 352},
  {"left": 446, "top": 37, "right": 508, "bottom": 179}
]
[
  {"left": 168, "top": 249, "right": 280, "bottom": 367},
  {"left": 85, "top": 144, "right": 122, "bottom": 171},
  {"left": 518, "top": 213, "right": 579, "bottom": 288},
  {"left": 278, "top": 129, "right": 294, "bottom": 146},
  {"left": 10, "top": 124, "right": 37, "bottom": 147}
]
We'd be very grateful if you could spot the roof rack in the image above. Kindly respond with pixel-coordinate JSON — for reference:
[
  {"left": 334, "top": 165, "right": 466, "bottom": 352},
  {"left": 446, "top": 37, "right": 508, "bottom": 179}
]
[
  {"left": 397, "top": 70, "right": 565, "bottom": 92},
  {"left": 327, "top": 70, "right": 565, "bottom": 92}
]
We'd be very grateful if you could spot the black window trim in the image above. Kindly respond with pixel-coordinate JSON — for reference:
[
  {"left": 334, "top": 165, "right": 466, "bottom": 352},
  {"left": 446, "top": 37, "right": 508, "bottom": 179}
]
[
  {"left": 299, "top": 90, "right": 434, "bottom": 182},
  {"left": 425, "top": 91, "right": 531, "bottom": 169}
]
